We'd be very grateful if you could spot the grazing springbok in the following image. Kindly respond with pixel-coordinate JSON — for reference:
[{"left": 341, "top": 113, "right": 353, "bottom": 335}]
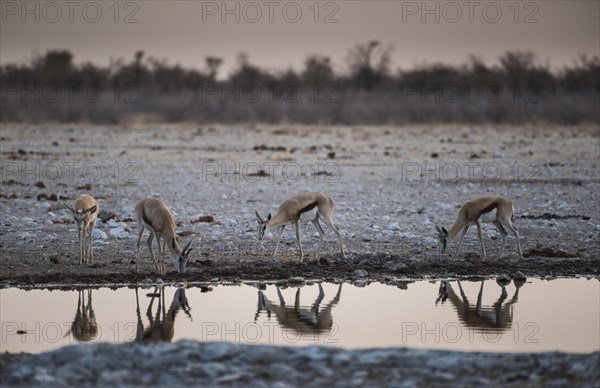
[
  {"left": 63, "top": 194, "right": 99, "bottom": 264},
  {"left": 135, "top": 198, "right": 194, "bottom": 275},
  {"left": 255, "top": 192, "right": 346, "bottom": 262},
  {"left": 436, "top": 195, "right": 524, "bottom": 259}
]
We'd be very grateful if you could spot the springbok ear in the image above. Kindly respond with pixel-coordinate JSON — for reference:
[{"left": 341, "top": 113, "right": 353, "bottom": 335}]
[
  {"left": 84, "top": 205, "right": 97, "bottom": 214},
  {"left": 254, "top": 209, "right": 263, "bottom": 222},
  {"left": 267, "top": 213, "right": 272, "bottom": 221},
  {"left": 183, "top": 239, "right": 193, "bottom": 253},
  {"left": 442, "top": 227, "right": 448, "bottom": 235},
  {"left": 63, "top": 203, "right": 76, "bottom": 213},
  {"left": 435, "top": 225, "right": 443, "bottom": 235},
  {"left": 172, "top": 239, "right": 176, "bottom": 249}
]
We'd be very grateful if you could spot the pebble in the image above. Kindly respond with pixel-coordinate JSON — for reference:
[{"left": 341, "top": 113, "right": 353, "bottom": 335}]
[
  {"left": 106, "top": 219, "right": 120, "bottom": 228},
  {"left": 240, "top": 231, "right": 255, "bottom": 239},
  {"left": 20, "top": 232, "right": 35, "bottom": 240},
  {"left": 384, "top": 261, "right": 406, "bottom": 272},
  {"left": 388, "top": 222, "right": 401, "bottom": 231},
  {"left": 93, "top": 229, "right": 108, "bottom": 240},
  {"left": 353, "top": 269, "right": 368, "bottom": 278},
  {"left": 109, "top": 226, "right": 128, "bottom": 239}
]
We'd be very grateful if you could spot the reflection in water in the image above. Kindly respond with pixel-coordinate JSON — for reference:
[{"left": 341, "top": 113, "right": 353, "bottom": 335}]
[
  {"left": 436, "top": 279, "right": 525, "bottom": 333},
  {"left": 3, "top": 278, "right": 598, "bottom": 354},
  {"left": 69, "top": 289, "right": 98, "bottom": 342},
  {"left": 135, "top": 287, "right": 192, "bottom": 343},
  {"left": 255, "top": 283, "right": 343, "bottom": 334}
]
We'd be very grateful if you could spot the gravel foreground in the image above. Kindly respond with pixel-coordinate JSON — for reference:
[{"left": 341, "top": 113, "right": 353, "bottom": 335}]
[{"left": 1, "top": 341, "right": 599, "bottom": 387}]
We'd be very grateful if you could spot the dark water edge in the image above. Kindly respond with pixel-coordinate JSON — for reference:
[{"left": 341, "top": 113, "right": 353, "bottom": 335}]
[{"left": 1, "top": 254, "right": 599, "bottom": 290}]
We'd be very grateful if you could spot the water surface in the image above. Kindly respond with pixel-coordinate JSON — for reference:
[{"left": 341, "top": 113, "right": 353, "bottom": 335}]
[{"left": 1, "top": 278, "right": 598, "bottom": 354}]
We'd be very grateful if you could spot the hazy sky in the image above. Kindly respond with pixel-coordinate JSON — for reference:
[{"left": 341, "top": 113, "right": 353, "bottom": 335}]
[{"left": 1, "top": 1, "right": 598, "bottom": 77}]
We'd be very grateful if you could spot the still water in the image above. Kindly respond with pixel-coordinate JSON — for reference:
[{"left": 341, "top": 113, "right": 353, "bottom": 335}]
[{"left": 1, "top": 278, "right": 599, "bottom": 354}]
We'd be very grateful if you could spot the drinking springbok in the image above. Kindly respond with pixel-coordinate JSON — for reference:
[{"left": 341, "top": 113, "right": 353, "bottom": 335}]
[
  {"left": 255, "top": 192, "right": 346, "bottom": 262},
  {"left": 436, "top": 195, "right": 524, "bottom": 259}
]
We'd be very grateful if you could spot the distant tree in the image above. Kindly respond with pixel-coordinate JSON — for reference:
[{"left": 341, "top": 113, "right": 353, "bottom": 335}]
[
  {"left": 34, "top": 50, "right": 74, "bottom": 83},
  {"left": 229, "top": 53, "right": 269, "bottom": 84},
  {"left": 205, "top": 56, "right": 223, "bottom": 81},
  {"left": 561, "top": 54, "right": 600, "bottom": 92},
  {"left": 466, "top": 54, "right": 495, "bottom": 82},
  {"left": 113, "top": 50, "right": 149, "bottom": 88},
  {"left": 78, "top": 62, "right": 110, "bottom": 89},
  {"left": 302, "top": 55, "right": 334, "bottom": 84},
  {"left": 499, "top": 50, "right": 536, "bottom": 84},
  {"left": 148, "top": 57, "right": 187, "bottom": 93},
  {"left": 498, "top": 50, "right": 554, "bottom": 92},
  {"left": 346, "top": 41, "right": 392, "bottom": 89}
]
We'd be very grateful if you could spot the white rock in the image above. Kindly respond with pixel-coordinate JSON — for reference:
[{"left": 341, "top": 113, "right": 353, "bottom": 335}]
[
  {"left": 93, "top": 229, "right": 108, "bottom": 240},
  {"left": 109, "top": 226, "right": 128, "bottom": 239},
  {"left": 423, "top": 237, "right": 438, "bottom": 246},
  {"left": 388, "top": 222, "right": 401, "bottom": 231},
  {"left": 240, "top": 231, "right": 255, "bottom": 239},
  {"left": 398, "top": 232, "right": 420, "bottom": 240},
  {"left": 107, "top": 219, "right": 120, "bottom": 228}
]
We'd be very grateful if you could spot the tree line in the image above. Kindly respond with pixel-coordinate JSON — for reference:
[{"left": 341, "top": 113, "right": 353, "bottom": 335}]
[{"left": 1, "top": 42, "right": 598, "bottom": 124}]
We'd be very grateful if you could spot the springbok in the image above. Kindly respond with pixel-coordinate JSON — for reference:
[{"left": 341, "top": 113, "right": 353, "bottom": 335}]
[
  {"left": 63, "top": 194, "right": 99, "bottom": 264},
  {"left": 436, "top": 195, "right": 524, "bottom": 259},
  {"left": 255, "top": 192, "right": 346, "bottom": 262},
  {"left": 135, "top": 198, "right": 194, "bottom": 275}
]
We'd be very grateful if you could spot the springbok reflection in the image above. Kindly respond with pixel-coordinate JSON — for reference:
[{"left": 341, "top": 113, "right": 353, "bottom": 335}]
[
  {"left": 255, "top": 283, "right": 343, "bottom": 334},
  {"left": 68, "top": 289, "right": 98, "bottom": 342},
  {"left": 436, "top": 279, "right": 525, "bottom": 333},
  {"left": 135, "top": 287, "right": 192, "bottom": 342}
]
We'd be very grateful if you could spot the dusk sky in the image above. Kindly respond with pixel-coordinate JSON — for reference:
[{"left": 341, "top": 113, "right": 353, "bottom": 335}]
[{"left": 1, "top": 1, "right": 599, "bottom": 77}]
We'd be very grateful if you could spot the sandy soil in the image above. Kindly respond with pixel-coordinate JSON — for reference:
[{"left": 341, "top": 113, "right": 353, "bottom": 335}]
[{"left": 0, "top": 124, "right": 598, "bottom": 287}]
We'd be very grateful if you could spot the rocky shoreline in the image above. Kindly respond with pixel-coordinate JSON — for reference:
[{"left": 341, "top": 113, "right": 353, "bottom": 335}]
[
  {"left": 1, "top": 341, "right": 598, "bottom": 386},
  {"left": 1, "top": 254, "right": 597, "bottom": 290}
]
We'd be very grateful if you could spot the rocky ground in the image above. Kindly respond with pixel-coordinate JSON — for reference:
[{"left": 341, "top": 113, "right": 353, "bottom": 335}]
[
  {"left": 0, "top": 124, "right": 598, "bottom": 287},
  {"left": 1, "top": 340, "right": 599, "bottom": 386}
]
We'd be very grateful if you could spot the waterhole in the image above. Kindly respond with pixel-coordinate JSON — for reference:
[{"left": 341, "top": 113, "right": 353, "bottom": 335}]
[{"left": 1, "top": 278, "right": 598, "bottom": 354}]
